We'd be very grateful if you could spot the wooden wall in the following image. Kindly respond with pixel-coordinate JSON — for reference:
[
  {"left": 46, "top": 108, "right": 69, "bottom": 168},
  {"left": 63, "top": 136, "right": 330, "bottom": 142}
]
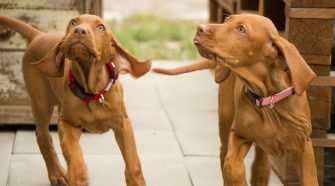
[{"left": 0, "top": 0, "right": 102, "bottom": 124}]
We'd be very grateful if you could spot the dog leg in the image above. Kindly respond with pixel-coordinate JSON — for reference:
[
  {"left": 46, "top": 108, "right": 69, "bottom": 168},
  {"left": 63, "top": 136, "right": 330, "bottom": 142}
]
[
  {"left": 22, "top": 56, "right": 67, "bottom": 185},
  {"left": 250, "top": 145, "right": 270, "bottom": 186},
  {"left": 223, "top": 131, "right": 251, "bottom": 186},
  {"left": 113, "top": 117, "right": 146, "bottom": 186},
  {"left": 33, "top": 104, "right": 68, "bottom": 186},
  {"left": 59, "top": 120, "right": 88, "bottom": 186},
  {"left": 293, "top": 140, "right": 318, "bottom": 186},
  {"left": 218, "top": 74, "right": 235, "bottom": 176}
]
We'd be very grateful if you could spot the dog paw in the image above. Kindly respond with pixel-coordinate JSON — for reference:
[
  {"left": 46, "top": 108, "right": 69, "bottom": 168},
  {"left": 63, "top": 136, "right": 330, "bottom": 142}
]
[
  {"left": 69, "top": 180, "right": 88, "bottom": 186},
  {"left": 50, "top": 174, "right": 68, "bottom": 186}
]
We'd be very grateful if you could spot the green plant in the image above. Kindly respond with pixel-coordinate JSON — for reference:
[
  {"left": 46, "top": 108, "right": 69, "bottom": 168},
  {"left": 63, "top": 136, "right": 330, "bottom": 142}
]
[{"left": 108, "top": 13, "right": 205, "bottom": 60}]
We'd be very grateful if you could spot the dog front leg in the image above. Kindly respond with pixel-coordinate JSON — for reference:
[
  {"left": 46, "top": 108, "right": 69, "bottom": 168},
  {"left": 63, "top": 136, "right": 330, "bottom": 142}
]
[
  {"left": 113, "top": 117, "right": 146, "bottom": 186},
  {"left": 223, "top": 131, "right": 251, "bottom": 186},
  {"left": 32, "top": 104, "right": 67, "bottom": 185},
  {"left": 293, "top": 140, "right": 318, "bottom": 186},
  {"left": 59, "top": 120, "right": 88, "bottom": 186},
  {"left": 250, "top": 145, "right": 270, "bottom": 186}
]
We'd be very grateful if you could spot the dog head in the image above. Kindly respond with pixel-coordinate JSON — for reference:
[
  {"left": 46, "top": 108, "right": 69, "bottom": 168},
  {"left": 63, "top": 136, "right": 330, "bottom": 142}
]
[
  {"left": 33, "top": 14, "right": 151, "bottom": 78},
  {"left": 194, "top": 14, "right": 315, "bottom": 95}
]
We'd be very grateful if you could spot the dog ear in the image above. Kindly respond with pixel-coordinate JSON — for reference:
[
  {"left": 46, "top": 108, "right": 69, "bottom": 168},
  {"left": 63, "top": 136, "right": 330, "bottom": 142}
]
[
  {"left": 214, "top": 64, "right": 231, "bottom": 83},
  {"left": 271, "top": 36, "right": 315, "bottom": 95},
  {"left": 32, "top": 41, "right": 65, "bottom": 77},
  {"left": 112, "top": 38, "right": 152, "bottom": 78}
]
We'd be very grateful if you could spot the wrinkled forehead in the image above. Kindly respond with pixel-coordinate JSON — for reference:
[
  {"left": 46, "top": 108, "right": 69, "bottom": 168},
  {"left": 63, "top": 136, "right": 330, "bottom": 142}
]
[
  {"left": 226, "top": 14, "right": 278, "bottom": 36},
  {"left": 73, "top": 14, "right": 111, "bottom": 31}
]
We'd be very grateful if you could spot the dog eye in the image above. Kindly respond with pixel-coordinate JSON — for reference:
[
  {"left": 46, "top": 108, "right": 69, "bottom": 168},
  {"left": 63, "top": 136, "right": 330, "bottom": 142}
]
[
  {"left": 97, "top": 24, "right": 105, "bottom": 32},
  {"left": 224, "top": 16, "right": 229, "bottom": 23},
  {"left": 236, "top": 25, "right": 246, "bottom": 33},
  {"left": 69, "top": 19, "right": 77, "bottom": 26}
]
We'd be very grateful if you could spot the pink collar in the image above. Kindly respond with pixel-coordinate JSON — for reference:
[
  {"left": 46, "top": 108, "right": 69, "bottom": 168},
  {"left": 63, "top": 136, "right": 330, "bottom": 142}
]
[{"left": 245, "top": 87, "right": 295, "bottom": 108}]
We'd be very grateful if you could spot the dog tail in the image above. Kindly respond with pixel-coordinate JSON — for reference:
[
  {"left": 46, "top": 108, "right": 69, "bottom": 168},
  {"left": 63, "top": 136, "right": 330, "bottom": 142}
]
[
  {"left": 0, "top": 15, "right": 42, "bottom": 42},
  {"left": 152, "top": 60, "right": 216, "bottom": 75}
]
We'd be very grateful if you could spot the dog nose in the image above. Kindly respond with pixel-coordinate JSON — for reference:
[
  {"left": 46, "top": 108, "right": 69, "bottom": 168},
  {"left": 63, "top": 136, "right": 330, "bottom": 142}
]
[
  {"left": 74, "top": 27, "right": 87, "bottom": 36},
  {"left": 197, "top": 24, "right": 210, "bottom": 34}
]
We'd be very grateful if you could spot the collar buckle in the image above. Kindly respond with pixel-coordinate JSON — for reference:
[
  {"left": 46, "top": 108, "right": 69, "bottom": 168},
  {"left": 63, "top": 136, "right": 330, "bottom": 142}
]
[
  {"left": 99, "top": 94, "right": 104, "bottom": 104},
  {"left": 269, "top": 96, "right": 274, "bottom": 109}
]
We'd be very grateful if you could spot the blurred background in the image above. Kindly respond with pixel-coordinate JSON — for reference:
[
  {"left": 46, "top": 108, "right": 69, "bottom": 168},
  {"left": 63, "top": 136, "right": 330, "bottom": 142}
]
[{"left": 104, "top": 0, "right": 207, "bottom": 60}]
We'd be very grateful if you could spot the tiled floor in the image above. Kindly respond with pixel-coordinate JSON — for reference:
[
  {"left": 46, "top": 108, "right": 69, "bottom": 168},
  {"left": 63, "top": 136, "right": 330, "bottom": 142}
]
[{"left": 0, "top": 61, "right": 283, "bottom": 186}]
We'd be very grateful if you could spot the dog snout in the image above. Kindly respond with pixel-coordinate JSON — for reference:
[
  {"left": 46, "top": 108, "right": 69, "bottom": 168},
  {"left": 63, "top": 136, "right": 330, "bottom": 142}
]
[
  {"left": 73, "top": 26, "right": 88, "bottom": 37},
  {"left": 197, "top": 24, "right": 210, "bottom": 35}
]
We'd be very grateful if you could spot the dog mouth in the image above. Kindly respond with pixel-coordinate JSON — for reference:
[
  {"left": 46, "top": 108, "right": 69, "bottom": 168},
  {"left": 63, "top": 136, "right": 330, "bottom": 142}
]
[
  {"left": 193, "top": 39, "right": 225, "bottom": 64},
  {"left": 62, "top": 37, "right": 98, "bottom": 62},
  {"left": 69, "top": 42, "right": 97, "bottom": 57}
]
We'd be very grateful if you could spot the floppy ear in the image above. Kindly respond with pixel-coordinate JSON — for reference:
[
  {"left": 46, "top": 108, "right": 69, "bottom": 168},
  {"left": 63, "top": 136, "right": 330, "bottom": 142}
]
[
  {"left": 271, "top": 36, "right": 315, "bottom": 95},
  {"left": 112, "top": 38, "right": 152, "bottom": 78},
  {"left": 32, "top": 42, "right": 65, "bottom": 77},
  {"left": 214, "top": 64, "right": 231, "bottom": 83}
]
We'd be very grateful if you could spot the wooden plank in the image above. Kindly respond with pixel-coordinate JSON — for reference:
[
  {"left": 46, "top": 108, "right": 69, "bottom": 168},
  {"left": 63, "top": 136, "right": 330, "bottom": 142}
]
[
  {"left": 325, "top": 147, "right": 335, "bottom": 184},
  {"left": 217, "top": 0, "right": 236, "bottom": 14},
  {"left": 287, "top": 8, "right": 335, "bottom": 19},
  {"left": 237, "top": 0, "right": 259, "bottom": 11},
  {"left": 307, "top": 86, "right": 331, "bottom": 130},
  {"left": 0, "top": 0, "right": 79, "bottom": 10},
  {"left": 0, "top": 9, "right": 79, "bottom": 50},
  {"left": 314, "top": 146, "right": 325, "bottom": 186},
  {"left": 309, "top": 65, "right": 330, "bottom": 76},
  {"left": 0, "top": 51, "right": 30, "bottom": 105},
  {"left": 236, "top": 9, "right": 259, "bottom": 15},
  {"left": 285, "top": 16, "right": 334, "bottom": 55},
  {"left": 0, "top": 105, "right": 58, "bottom": 125},
  {"left": 283, "top": 0, "right": 335, "bottom": 8},
  {"left": 311, "top": 76, "right": 335, "bottom": 87},
  {"left": 302, "top": 54, "right": 331, "bottom": 65},
  {"left": 312, "top": 134, "right": 335, "bottom": 147},
  {"left": 87, "top": 0, "right": 103, "bottom": 16},
  {"left": 209, "top": 0, "right": 220, "bottom": 23}
]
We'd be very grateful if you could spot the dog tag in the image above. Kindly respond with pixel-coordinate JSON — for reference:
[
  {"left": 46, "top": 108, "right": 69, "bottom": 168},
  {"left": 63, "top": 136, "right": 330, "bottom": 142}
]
[
  {"left": 269, "top": 96, "right": 274, "bottom": 109},
  {"left": 99, "top": 94, "right": 104, "bottom": 104}
]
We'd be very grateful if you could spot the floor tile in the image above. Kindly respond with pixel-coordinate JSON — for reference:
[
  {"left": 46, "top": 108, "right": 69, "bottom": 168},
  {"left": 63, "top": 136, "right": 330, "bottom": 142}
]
[
  {"left": 8, "top": 154, "right": 191, "bottom": 186},
  {"left": 184, "top": 156, "right": 222, "bottom": 186},
  {"left": 152, "top": 62, "right": 218, "bottom": 111},
  {"left": 0, "top": 131, "right": 15, "bottom": 154},
  {"left": 127, "top": 108, "right": 172, "bottom": 131},
  {"left": 185, "top": 155, "right": 283, "bottom": 186},
  {"left": 176, "top": 130, "right": 220, "bottom": 156},
  {"left": 0, "top": 132, "right": 14, "bottom": 186},
  {"left": 167, "top": 109, "right": 218, "bottom": 132},
  {"left": 13, "top": 130, "right": 182, "bottom": 155},
  {"left": 122, "top": 73, "right": 162, "bottom": 110}
]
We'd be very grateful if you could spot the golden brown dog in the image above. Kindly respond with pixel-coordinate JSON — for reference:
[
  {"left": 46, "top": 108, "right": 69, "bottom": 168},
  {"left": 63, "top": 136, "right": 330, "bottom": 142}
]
[
  {"left": 0, "top": 14, "right": 151, "bottom": 186},
  {"left": 153, "top": 14, "right": 318, "bottom": 186}
]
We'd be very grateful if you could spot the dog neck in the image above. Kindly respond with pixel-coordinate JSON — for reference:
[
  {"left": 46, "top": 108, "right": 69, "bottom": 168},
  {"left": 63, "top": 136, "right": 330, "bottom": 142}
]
[
  {"left": 235, "top": 58, "right": 291, "bottom": 97},
  {"left": 70, "top": 59, "right": 109, "bottom": 94}
]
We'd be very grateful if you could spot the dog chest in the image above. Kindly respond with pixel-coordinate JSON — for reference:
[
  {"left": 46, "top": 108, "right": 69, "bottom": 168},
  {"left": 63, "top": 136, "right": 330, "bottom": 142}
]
[{"left": 60, "top": 86, "right": 125, "bottom": 133}]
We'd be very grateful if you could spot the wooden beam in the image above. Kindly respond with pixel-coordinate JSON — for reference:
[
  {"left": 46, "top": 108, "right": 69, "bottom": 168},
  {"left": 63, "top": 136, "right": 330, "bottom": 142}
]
[
  {"left": 287, "top": 8, "right": 335, "bottom": 19},
  {"left": 311, "top": 76, "right": 335, "bottom": 87}
]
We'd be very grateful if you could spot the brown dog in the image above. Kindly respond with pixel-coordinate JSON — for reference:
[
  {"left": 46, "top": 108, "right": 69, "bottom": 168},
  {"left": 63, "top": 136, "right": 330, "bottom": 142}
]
[
  {"left": 0, "top": 14, "right": 151, "bottom": 186},
  {"left": 153, "top": 14, "right": 318, "bottom": 185}
]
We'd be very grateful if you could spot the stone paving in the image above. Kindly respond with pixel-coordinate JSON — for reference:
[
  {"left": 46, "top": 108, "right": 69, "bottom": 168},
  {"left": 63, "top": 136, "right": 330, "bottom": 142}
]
[{"left": 0, "top": 61, "right": 282, "bottom": 186}]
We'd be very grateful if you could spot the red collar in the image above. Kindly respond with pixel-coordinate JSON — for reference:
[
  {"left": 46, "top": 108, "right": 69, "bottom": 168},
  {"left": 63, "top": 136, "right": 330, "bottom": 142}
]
[
  {"left": 68, "top": 63, "right": 118, "bottom": 104},
  {"left": 245, "top": 87, "right": 295, "bottom": 108}
]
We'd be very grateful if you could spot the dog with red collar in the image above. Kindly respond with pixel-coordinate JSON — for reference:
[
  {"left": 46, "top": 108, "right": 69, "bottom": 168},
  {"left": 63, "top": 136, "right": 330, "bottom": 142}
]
[{"left": 0, "top": 14, "right": 151, "bottom": 186}]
